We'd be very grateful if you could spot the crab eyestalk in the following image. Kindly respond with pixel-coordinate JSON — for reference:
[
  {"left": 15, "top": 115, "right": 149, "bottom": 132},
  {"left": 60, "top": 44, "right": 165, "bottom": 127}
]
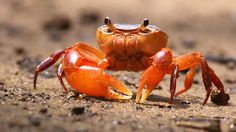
[
  {"left": 104, "top": 17, "right": 114, "bottom": 32},
  {"left": 139, "top": 18, "right": 149, "bottom": 32}
]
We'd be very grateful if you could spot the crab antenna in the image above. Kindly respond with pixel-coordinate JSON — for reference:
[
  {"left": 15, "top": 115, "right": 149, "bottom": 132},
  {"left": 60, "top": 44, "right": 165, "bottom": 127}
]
[
  {"left": 104, "top": 17, "right": 114, "bottom": 31},
  {"left": 140, "top": 18, "right": 149, "bottom": 32}
]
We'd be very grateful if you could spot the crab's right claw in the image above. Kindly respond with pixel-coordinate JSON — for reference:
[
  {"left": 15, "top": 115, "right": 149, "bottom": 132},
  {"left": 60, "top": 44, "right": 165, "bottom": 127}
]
[{"left": 136, "top": 66, "right": 166, "bottom": 103}]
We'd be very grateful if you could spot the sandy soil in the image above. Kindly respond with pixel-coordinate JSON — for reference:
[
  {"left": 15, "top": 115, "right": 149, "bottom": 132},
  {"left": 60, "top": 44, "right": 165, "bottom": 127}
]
[{"left": 0, "top": 0, "right": 236, "bottom": 132}]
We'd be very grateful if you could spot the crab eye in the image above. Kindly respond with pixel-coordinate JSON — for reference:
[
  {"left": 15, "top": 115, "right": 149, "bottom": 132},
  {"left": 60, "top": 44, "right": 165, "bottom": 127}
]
[
  {"left": 139, "top": 18, "right": 151, "bottom": 33},
  {"left": 104, "top": 17, "right": 111, "bottom": 25},
  {"left": 104, "top": 17, "right": 114, "bottom": 32},
  {"left": 143, "top": 18, "right": 149, "bottom": 27}
]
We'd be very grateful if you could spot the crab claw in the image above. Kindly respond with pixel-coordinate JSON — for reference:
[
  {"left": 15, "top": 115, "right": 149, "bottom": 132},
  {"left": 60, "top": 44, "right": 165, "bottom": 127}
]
[
  {"left": 136, "top": 66, "right": 166, "bottom": 103},
  {"left": 65, "top": 65, "right": 132, "bottom": 100},
  {"left": 106, "top": 74, "right": 133, "bottom": 99}
]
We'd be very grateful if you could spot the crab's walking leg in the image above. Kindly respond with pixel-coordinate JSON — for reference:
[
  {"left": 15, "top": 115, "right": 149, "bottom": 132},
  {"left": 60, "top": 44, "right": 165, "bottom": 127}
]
[
  {"left": 175, "top": 66, "right": 196, "bottom": 97},
  {"left": 34, "top": 50, "right": 65, "bottom": 89},
  {"left": 201, "top": 60, "right": 212, "bottom": 105},
  {"left": 174, "top": 52, "right": 213, "bottom": 105},
  {"left": 105, "top": 75, "right": 132, "bottom": 99},
  {"left": 169, "top": 65, "right": 179, "bottom": 103},
  {"left": 174, "top": 52, "right": 226, "bottom": 105},
  {"left": 57, "top": 64, "right": 68, "bottom": 93}
]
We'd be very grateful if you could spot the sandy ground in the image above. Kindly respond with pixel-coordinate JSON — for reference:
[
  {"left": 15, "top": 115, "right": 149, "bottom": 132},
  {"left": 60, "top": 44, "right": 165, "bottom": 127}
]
[{"left": 0, "top": 0, "right": 236, "bottom": 132}]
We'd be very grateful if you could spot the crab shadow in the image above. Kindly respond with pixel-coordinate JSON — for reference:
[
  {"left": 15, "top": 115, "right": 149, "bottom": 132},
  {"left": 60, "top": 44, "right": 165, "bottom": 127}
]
[
  {"left": 86, "top": 93, "right": 198, "bottom": 109},
  {"left": 68, "top": 90, "right": 206, "bottom": 109},
  {"left": 134, "top": 93, "right": 202, "bottom": 109}
]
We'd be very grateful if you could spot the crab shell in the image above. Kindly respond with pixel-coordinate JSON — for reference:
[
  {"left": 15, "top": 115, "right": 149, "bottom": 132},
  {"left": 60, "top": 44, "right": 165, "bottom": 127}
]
[{"left": 96, "top": 23, "right": 168, "bottom": 71}]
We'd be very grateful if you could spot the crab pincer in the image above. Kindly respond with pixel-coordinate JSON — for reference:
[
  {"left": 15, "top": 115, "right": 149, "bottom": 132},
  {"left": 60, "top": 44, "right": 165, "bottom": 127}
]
[{"left": 34, "top": 43, "right": 132, "bottom": 100}]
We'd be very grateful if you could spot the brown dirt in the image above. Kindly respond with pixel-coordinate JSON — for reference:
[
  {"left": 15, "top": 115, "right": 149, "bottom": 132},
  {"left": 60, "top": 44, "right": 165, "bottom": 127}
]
[{"left": 0, "top": 0, "right": 236, "bottom": 132}]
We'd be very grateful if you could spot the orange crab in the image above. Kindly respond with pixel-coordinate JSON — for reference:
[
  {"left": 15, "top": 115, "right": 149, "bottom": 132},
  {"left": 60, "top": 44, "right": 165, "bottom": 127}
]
[{"left": 34, "top": 17, "right": 228, "bottom": 105}]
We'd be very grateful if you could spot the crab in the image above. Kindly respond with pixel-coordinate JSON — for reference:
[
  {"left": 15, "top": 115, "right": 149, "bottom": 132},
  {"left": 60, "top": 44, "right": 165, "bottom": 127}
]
[{"left": 34, "top": 17, "right": 228, "bottom": 105}]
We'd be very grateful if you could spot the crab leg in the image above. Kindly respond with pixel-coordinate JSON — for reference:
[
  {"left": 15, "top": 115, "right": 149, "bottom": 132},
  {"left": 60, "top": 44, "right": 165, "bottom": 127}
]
[
  {"left": 57, "top": 64, "right": 68, "bottom": 93},
  {"left": 174, "top": 52, "right": 226, "bottom": 105},
  {"left": 200, "top": 59, "right": 213, "bottom": 105},
  {"left": 174, "top": 52, "right": 213, "bottom": 105},
  {"left": 175, "top": 66, "right": 196, "bottom": 97},
  {"left": 34, "top": 49, "right": 65, "bottom": 89},
  {"left": 169, "top": 65, "right": 179, "bottom": 103},
  {"left": 206, "top": 62, "right": 227, "bottom": 105}
]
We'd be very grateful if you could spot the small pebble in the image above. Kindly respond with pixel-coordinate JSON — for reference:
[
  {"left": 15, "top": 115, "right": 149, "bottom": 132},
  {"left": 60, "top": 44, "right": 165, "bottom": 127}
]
[
  {"left": 181, "top": 100, "right": 190, "bottom": 105},
  {"left": 28, "top": 116, "right": 41, "bottom": 127},
  {"left": 39, "top": 108, "right": 48, "bottom": 114},
  {"left": 211, "top": 89, "right": 230, "bottom": 105},
  {"left": 71, "top": 107, "right": 85, "bottom": 115},
  {"left": 0, "top": 82, "right": 4, "bottom": 91},
  {"left": 112, "top": 120, "right": 123, "bottom": 125},
  {"left": 176, "top": 118, "right": 220, "bottom": 131},
  {"left": 102, "top": 104, "right": 113, "bottom": 109},
  {"left": 14, "top": 47, "right": 25, "bottom": 55},
  {"left": 135, "top": 106, "right": 144, "bottom": 111}
]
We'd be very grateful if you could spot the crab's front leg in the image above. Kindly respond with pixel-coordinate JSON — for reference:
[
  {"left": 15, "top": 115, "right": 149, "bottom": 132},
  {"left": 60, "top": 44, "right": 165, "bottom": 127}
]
[{"left": 174, "top": 52, "right": 228, "bottom": 105}]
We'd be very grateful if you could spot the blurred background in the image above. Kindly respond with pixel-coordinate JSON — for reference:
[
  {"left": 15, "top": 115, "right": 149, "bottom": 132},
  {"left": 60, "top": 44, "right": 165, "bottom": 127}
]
[
  {"left": 1, "top": 0, "right": 236, "bottom": 131},
  {"left": 1, "top": 0, "right": 236, "bottom": 80}
]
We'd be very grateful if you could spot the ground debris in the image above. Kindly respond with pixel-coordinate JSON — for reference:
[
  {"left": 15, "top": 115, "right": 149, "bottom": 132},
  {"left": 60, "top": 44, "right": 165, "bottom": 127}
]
[
  {"left": 211, "top": 89, "right": 230, "bottom": 105},
  {"left": 71, "top": 107, "right": 85, "bottom": 115},
  {"left": 0, "top": 81, "right": 4, "bottom": 91},
  {"left": 175, "top": 117, "right": 221, "bottom": 132},
  {"left": 14, "top": 46, "right": 26, "bottom": 55},
  {"left": 27, "top": 116, "right": 41, "bottom": 127},
  {"left": 39, "top": 108, "right": 48, "bottom": 114}
]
